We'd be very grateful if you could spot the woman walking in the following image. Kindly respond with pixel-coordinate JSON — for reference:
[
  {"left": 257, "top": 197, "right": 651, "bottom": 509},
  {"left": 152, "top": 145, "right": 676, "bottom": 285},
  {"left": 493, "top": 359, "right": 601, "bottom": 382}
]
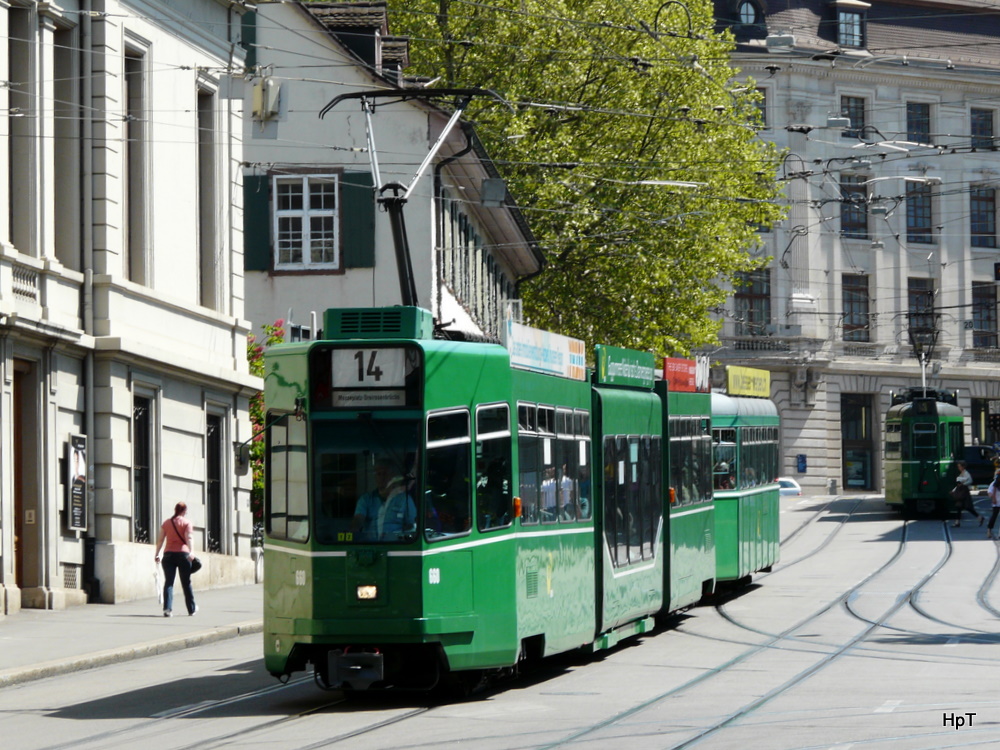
[
  {"left": 951, "top": 460, "right": 982, "bottom": 527},
  {"left": 153, "top": 502, "right": 198, "bottom": 616}
]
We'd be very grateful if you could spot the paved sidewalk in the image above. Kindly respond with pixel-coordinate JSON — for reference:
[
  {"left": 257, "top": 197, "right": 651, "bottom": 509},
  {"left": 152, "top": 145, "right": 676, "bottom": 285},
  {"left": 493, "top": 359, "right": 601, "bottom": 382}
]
[{"left": 0, "top": 583, "right": 263, "bottom": 688}]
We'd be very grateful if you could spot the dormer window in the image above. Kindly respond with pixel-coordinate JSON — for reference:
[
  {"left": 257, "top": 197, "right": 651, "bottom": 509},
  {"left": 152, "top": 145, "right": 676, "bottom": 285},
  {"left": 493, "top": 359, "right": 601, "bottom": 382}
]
[
  {"left": 833, "top": 0, "right": 869, "bottom": 48},
  {"left": 737, "top": 0, "right": 759, "bottom": 25}
]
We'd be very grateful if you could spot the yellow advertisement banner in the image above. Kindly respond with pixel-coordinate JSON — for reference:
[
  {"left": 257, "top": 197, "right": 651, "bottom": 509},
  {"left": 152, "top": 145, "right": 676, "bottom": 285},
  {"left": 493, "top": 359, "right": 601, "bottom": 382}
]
[{"left": 727, "top": 365, "right": 771, "bottom": 398}]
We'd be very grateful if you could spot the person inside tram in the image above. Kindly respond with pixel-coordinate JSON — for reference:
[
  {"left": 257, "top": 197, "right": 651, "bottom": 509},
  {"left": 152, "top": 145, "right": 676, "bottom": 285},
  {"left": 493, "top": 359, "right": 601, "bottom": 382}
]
[
  {"left": 351, "top": 458, "right": 417, "bottom": 541},
  {"left": 541, "top": 465, "right": 557, "bottom": 520},
  {"left": 714, "top": 461, "right": 730, "bottom": 490}
]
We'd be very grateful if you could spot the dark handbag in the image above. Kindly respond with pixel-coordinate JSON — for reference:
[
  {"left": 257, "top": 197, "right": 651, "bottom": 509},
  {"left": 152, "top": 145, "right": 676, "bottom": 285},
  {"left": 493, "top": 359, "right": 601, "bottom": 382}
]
[{"left": 170, "top": 518, "right": 201, "bottom": 573}]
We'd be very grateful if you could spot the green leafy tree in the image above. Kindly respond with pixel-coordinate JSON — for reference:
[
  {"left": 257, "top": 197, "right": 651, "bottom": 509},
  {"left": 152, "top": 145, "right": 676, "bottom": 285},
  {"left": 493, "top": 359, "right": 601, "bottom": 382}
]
[
  {"left": 247, "top": 320, "right": 285, "bottom": 541},
  {"left": 383, "top": 0, "right": 785, "bottom": 354}
]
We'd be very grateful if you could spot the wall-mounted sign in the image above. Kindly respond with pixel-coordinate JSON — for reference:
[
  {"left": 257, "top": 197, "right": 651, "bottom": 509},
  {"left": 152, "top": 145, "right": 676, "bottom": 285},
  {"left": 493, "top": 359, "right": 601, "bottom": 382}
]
[{"left": 66, "top": 435, "right": 88, "bottom": 531}]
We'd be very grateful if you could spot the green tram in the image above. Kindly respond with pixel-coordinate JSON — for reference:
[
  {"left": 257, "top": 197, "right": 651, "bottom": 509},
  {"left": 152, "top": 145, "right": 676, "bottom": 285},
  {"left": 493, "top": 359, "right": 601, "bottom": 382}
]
[
  {"left": 261, "top": 307, "right": 776, "bottom": 690},
  {"left": 710, "top": 391, "right": 780, "bottom": 584},
  {"left": 884, "top": 387, "right": 964, "bottom": 516}
]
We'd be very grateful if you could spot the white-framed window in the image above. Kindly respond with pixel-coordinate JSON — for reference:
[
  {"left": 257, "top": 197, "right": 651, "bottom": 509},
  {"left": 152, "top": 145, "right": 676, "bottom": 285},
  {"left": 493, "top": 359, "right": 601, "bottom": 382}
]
[
  {"left": 273, "top": 175, "right": 340, "bottom": 270},
  {"left": 838, "top": 10, "right": 864, "bottom": 48},
  {"left": 754, "top": 87, "right": 768, "bottom": 129}
]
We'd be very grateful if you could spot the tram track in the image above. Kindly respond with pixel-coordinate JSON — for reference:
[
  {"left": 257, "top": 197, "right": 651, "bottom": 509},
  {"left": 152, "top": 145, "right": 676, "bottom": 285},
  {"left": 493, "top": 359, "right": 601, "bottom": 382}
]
[
  {"left": 539, "top": 510, "right": 974, "bottom": 749},
  {"left": 34, "top": 675, "right": 329, "bottom": 750}
]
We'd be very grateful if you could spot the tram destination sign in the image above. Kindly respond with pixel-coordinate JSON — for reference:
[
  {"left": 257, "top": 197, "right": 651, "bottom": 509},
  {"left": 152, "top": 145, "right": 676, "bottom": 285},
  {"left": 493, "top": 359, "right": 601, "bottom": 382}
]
[
  {"left": 595, "top": 345, "right": 655, "bottom": 389},
  {"left": 330, "top": 347, "right": 407, "bottom": 408}
]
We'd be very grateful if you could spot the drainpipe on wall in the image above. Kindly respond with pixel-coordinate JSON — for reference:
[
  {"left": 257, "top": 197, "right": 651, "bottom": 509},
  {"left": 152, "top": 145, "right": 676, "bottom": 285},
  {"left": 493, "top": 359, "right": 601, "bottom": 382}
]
[{"left": 81, "top": 0, "right": 99, "bottom": 602}]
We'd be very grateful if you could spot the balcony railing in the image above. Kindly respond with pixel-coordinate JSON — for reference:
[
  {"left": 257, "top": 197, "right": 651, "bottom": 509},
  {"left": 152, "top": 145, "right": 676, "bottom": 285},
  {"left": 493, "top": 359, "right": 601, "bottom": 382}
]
[{"left": 12, "top": 263, "right": 38, "bottom": 302}]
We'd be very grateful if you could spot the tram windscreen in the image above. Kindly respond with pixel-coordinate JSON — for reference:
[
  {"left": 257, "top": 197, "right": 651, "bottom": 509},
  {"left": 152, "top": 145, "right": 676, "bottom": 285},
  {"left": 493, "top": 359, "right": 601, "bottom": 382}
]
[{"left": 312, "top": 420, "right": 422, "bottom": 544}]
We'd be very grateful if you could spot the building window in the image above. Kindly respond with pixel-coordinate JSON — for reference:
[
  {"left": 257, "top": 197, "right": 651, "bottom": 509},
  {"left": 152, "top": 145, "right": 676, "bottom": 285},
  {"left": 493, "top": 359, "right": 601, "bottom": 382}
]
[
  {"left": 906, "top": 102, "right": 932, "bottom": 144},
  {"left": 838, "top": 10, "right": 864, "bottom": 48},
  {"left": 973, "top": 281, "right": 998, "bottom": 349},
  {"left": 734, "top": 269, "right": 771, "bottom": 336},
  {"left": 737, "top": 0, "right": 759, "bottom": 25},
  {"left": 840, "top": 175, "right": 868, "bottom": 239},
  {"left": 438, "top": 187, "right": 515, "bottom": 338},
  {"left": 198, "top": 87, "right": 218, "bottom": 309},
  {"left": 54, "top": 26, "right": 82, "bottom": 269},
  {"left": 124, "top": 47, "right": 148, "bottom": 284},
  {"left": 206, "top": 414, "right": 223, "bottom": 553},
  {"left": 841, "top": 96, "right": 866, "bottom": 139},
  {"left": 8, "top": 7, "right": 31, "bottom": 253},
  {"left": 906, "top": 182, "right": 934, "bottom": 244},
  {"left": 753, "top": 87, "right": 767, "bottom": 129},
  {"left": 133, "top": 396, "right": 153, "bottom": 543},
  {"left": 971, "top": 187, "right": 997, "bottom": 248},
  {"left": 972, "top": 108, "right": 996, "bottom": 151},
  {"left": 907, "top": 277, "right": 936, "bottom": 342},
  {"left": 273, "top": 175, "right": 340, "bottom": 270},
  {"left": 843, "top": 274, "right": 870, "bottom": 342}
]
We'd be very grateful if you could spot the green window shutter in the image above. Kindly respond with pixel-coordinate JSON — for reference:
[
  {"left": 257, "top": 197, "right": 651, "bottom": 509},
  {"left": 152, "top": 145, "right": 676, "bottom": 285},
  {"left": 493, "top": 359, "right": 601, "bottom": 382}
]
[
  {"left": 241, "top": 11, "right": 257, "bottom": 70},
  {"left": 244, "top": 175, "right": 270, "bottom": 271},
  {"left": 340, "top": 171, "right": 375, "bottom": 268}
]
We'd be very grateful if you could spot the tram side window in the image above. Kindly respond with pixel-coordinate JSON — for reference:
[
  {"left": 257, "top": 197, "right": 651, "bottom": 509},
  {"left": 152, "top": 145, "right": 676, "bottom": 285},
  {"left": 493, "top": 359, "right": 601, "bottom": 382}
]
[
  {"left": 713, "top": 428, "right": 736, "bottom": 490},
  {"left": 266, "top": 413, "right": 309, "bottom": 542},
  {"left": 617, "top": 436, "right": 631, "bottom": 564},
  {"left": 577, "top": 412, "right": 592, "bottom": 520},
  {"left": 671, "top": 417, "right": 712, "bottom": 506},
  {"left": 628, "top": 438, "right": 643, "bottom": 562},
  {"left": 476, "top": 404, "right": 512, "bottom": 531},
  {"left": 885, "top": 423, "right": 901, "bottom": 459},
  {"left": 518, "top": 404, "right": 539, "bottom": 525},
  {"left": 948, "top": 422, "right": 963, "bottom": 461},
  {"left": 426, "top": 411, "right": 472, "bottom": 539},
  {"left": 603, "top": 434, "right": 659, "bottom": 567},
  {"left": 555, "top": 409, "right": 580, "bottom": 522}
]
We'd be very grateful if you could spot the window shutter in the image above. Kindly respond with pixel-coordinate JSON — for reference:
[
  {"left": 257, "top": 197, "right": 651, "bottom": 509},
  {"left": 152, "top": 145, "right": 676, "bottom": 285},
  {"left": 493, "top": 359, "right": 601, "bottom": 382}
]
[
  {"left": 340, "top": 171, "right": 375, "bottom": 268},
  {"left": 241, "top": 11, "right": 257, "bottom": 69},
  {"left": 243, "top": 175, "right": 271, "bottom": 271}
]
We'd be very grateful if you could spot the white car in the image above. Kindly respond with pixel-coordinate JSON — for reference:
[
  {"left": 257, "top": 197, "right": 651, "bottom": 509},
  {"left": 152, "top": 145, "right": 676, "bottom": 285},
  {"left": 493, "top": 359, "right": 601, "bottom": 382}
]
[{"left": 778, "top": 477, "right": 803, "bottom": 497}]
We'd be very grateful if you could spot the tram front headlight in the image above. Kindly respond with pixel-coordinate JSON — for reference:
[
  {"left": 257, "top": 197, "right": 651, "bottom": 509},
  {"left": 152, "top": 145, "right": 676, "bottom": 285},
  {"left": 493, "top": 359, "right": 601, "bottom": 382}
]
[{"left": 357, "top": 584, "right": 378, "bottom": 600}]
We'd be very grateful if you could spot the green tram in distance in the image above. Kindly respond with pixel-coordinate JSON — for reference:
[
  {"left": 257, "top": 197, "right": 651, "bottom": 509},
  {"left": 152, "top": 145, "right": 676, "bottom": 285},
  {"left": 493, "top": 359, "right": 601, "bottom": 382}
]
[
  {"left": 710, "top": 389, "right": 781, "bottom": 584},
  {"left": 884, "top": 387, "right": 964, "bottom": 517},
  {"left": 262, "top": 307, "right": 777, "bottom": 692}
]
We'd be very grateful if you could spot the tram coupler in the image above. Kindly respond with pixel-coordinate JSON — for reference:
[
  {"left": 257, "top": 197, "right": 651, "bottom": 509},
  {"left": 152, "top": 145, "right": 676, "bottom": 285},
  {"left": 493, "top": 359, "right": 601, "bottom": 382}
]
[{"left": 327, "top": 649, "right": 384, "bottom": 690}]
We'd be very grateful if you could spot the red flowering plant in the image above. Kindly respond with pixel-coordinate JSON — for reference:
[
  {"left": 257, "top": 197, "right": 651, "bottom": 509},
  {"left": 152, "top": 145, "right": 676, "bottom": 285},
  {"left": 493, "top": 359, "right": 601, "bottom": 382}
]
[{"left": 247, "top": 319, "right": 285, "bottom": 544}]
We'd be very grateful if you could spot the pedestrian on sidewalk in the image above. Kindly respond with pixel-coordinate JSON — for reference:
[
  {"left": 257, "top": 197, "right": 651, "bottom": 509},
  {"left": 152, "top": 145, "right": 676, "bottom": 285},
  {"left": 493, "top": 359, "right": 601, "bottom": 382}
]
[
  {"left": 951, "top": 460, "right": 982, "bottom": 527},
  {"left": 986, "top": 473, "right": 1000, "bottom": 540},
  {"left": 153, "top": 502, "right": 198, "bottom": 617}
]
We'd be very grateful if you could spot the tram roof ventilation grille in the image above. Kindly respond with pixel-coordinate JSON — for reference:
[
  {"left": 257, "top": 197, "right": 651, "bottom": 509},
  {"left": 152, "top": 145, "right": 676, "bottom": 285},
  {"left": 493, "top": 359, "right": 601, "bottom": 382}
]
[{"left": 324, "top": 306, "right": 434, "bottom": 340}]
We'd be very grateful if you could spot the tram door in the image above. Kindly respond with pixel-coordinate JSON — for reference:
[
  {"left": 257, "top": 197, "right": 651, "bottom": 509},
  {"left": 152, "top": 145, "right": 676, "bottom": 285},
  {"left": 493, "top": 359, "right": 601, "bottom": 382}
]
[{"left": 841, "top": 393, "right": 875, "bottom": 491}]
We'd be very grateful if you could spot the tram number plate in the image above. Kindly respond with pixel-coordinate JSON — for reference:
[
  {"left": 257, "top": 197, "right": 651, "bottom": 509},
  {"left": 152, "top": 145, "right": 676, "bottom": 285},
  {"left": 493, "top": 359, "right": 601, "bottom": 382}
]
[{"left": 332, "top": 348, "right": 406, "bottom": 388}]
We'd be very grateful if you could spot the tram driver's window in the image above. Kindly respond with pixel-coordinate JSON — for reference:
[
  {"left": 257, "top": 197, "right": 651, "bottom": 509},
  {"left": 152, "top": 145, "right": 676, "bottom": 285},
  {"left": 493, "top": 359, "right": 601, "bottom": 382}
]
[{"left": 266, "top": 413, "right": 309, "bottom": 543}]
